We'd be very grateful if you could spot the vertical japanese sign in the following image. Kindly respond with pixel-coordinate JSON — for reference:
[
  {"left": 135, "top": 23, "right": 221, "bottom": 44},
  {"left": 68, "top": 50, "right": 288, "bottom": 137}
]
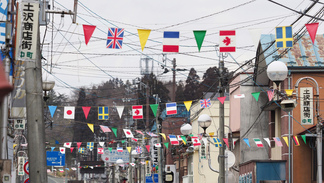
[
  {"left": 18, "top": 157, "right": 25, "bottom": 176},
  {"left": 18, "top": 1, "right": 39, "bottom": 61},
  {"left": 145, "top": 160, "right": 151, "bottom": 177},
  {"left": 300, "top": 87, "right": 313, "bottom": 125}
]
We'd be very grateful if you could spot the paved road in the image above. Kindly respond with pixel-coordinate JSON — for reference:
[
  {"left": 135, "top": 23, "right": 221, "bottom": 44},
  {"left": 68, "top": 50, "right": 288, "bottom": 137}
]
[{"left": 48, "top": 175, "right": 67, "bottom": 183}]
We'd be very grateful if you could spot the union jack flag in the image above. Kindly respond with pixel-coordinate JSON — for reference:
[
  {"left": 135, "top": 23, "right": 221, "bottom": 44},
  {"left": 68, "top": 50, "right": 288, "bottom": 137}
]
[
  {"left": 106, "top": 27, "right": 124, "bottom": 49},
  {"left": 200, "top": 98, "right": 211, "bottom": 108},
  {"left": 135, "top": 146, "right": 142, "bottom": 154}
]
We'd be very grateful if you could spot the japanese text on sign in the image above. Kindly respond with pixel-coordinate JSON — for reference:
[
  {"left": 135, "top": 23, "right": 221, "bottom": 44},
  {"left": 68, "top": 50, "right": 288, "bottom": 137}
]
[
  {"left": 300, "top": 87, "right": 313, "bottom": 125},
  {"left": 18, "top": 1, "right": 39, "bottom": 61}
]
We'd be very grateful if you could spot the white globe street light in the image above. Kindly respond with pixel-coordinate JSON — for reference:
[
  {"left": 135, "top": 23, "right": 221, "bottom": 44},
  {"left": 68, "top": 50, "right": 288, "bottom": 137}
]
[
  {"left": 198, "top": 114, "right": 212, "bottom": 135},
  {"left": 266, "top": 61, "right": 288, "bottom": 86},
  {"left": 180, "top": 123, "right": 192, "bottom": 135}
]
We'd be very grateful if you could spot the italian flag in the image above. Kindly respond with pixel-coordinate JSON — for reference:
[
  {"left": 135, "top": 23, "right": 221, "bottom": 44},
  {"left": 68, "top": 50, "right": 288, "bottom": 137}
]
[{"left": 253, "top": 138, "right": 264, "bottom": 147}]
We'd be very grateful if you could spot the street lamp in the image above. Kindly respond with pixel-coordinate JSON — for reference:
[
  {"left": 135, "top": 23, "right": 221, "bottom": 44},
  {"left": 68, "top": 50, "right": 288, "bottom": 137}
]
[
  {"left": 180, "top": 123, "right": 192, "bottom": 136},
  {"left": 42, "top": 80, "right": 55, "bottom": 101},
  {"left": 266, "top": 61, "right": 288, "bottom": 87},
  {"left": 198, "top": 114, "right": 212, "bottom": 135}
]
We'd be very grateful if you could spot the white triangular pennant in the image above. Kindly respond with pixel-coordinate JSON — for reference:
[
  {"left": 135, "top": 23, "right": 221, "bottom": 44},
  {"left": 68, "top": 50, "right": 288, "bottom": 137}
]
[
  {"left": 249, "top": 28, "right": 262, "bottom": 49},
  {"left": 116, "top": 106, "right": 124, "bottom": 119}
]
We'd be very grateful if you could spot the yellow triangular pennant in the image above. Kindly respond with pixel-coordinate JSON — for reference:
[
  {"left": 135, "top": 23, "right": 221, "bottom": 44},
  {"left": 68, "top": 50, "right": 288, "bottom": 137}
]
[
  {"left": 13, "top": 144, "right": 17, "bottom": 149},
  {"left": 282, "top": 136, "right": 289, "bottom": 147},
  {"left": 285, "top": 89, "right": 294, "bottom": 96},
  {"left": 208, "top": 132, "right": 214, "bottom": 137},
  {"left": 159, "top": 133, "right": 166, "bottom": 140},
  {"left": 183, "top": 101, "right": 192, "bottom": 111},
  {"left": 127, "top": 147, "right": 132, "bottom": 153},
  {"left": 137, "top": 29, "right": 151, "bottom": 51},
  {"left": 87, "top": 123, "right": 94, "bottom": 133}
]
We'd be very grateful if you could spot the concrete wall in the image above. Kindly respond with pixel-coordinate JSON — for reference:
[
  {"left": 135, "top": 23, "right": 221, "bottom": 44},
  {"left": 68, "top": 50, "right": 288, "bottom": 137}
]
[{"left": 240, "top": 85, "right": 270, "bottom": 163}]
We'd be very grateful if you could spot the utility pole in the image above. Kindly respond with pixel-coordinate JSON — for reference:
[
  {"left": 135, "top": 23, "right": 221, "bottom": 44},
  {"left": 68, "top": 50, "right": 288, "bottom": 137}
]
[
  {"left": 21, "top": 1, "right": 78, "bottom": 182},
  {"left": 154, "top": 94, "right": 163, "bottom": 183},
  {"left": 25, "top": 18, "right": 48, "bottom": 183},
  {"left": 172, "top": 58, "right": 176, "bottom": 102},
  {"left": 218, "top": 51, "right": 225, "bottom": 183},
  {"left": 0, "top": 0, "right": 12, "bottom": 159}
]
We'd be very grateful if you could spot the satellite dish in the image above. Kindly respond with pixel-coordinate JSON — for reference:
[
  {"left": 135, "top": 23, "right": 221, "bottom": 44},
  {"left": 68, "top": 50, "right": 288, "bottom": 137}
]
[{"left": 225, "top": 150, "right": 235, "bottom": 168}]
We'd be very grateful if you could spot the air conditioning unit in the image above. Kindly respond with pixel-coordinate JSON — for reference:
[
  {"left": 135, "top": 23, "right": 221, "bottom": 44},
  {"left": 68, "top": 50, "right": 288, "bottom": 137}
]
[{"left": 182, "top": 175, "right": 193, "bottom": 183}]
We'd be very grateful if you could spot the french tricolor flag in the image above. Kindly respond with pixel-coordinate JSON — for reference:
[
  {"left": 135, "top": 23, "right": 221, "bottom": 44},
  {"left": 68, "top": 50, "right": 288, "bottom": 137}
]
[
  {"left": 166, "top": 102, "right": 177, "bottom": 115},
  {"left": 163, "top": 31, "right": 179, "bottom": 52}
]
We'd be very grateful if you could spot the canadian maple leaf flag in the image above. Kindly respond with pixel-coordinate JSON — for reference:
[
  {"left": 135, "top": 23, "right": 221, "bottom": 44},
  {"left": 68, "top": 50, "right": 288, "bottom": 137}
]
[
  {"left": 59, "top": 147, "right": 66, "bottom": 154},
  {"left": 98, "top": 148, "right": 104, "bottom": 154},
  {"left": 192, "top": 136, "right": 201, "bottom": 146},
  {"left": 123, "top": 129, "right": 134, "bottom": 138},
  {"left": 219, "top": 30, "right": 236, "bottom": 52},
  {"left": 132, "top": 105, "right": 143, "bottom": 119}
]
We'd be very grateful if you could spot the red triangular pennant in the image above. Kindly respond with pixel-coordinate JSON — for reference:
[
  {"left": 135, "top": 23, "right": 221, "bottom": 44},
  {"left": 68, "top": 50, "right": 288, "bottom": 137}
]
[
  {"left": 83, "top": 25, "right": 96, "bottom": 45},
  {"left": 82, "top": 106, "right": 91, "bottom": 119},
  {"left": 77, "top": 142, "right": 82, "bottom": 149},
  {"left": 223, "top": 138, "right": 229, "bottom": 148},
  {"left": 70, "top": 147, "right": 74, "bottom": 153},
  {"left": 145, "top": 145, "right": 150, "bottom": 152},
  {"left": 217, "top": 96, "right": 226, "bottom": 104},
  {"left": 305, "top": 23, "right": 319, "bottom": 44}
]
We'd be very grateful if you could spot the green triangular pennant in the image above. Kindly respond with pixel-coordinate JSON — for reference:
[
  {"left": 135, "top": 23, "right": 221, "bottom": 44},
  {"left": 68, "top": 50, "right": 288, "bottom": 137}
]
[
  {"left": 150, "top": 104, "right": 158, "bottom": 117},
  {"left": 121, "top": 140, "right": 126, "bottom": 144},
  {"left": 251, "top": 92, "right": 261, "bottom": 101},
  {"left": 189, "top": 134, "right": 194, "bottom": 137},
  {"left": 108, "top": 147, "right": 113, "bottom": 152},
  {"left": 181, "top": 135, "right": 187, "bottom": 145},
  {"left": 193, "top": 30, "right": 206, "bottom": 52},
  {"left": 301, "top": 135, "right": 307, "bottom": 144},
  {"left": 111, "top": 127, "right": 118, "bottom": 137},
  {"left": 164, "top": 142, "right": 169, "bottom": 149}
]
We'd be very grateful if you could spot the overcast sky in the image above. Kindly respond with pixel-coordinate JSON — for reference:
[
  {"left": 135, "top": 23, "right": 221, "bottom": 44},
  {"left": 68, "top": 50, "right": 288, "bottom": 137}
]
[{"left": 41, "top": 0, "right": 323, "bottom": 96}]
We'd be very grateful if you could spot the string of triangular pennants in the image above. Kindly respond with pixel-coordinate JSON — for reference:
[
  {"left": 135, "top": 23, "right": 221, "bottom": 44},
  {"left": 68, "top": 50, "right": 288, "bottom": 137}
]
[
  {"left": 47, "top": 89, "right": 293, "bottom": 121},
  {"left": 45, "top": 134, "right": 310, "bottom": 157},
  {"left": 82, "top": 23, "right": 319, "bottom": 52},
  {"left": 47, "top": 98, "right": 230, "bottom": 121}
]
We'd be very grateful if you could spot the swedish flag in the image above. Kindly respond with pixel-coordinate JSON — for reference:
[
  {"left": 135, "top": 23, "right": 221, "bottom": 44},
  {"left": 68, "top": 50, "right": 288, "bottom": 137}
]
[
  {"left": 78, "top": 147, "right": 85, "bottom": 154},
  {"left": 98, "top": 107, "right": 109, "bottom": 120},
  {"left": 87, "top": 142, "right": 94, "bottom": 150},
  {"left": 276, "top": 26, "right": 293, "bottom": 48},
  {"left": 213, "top": 138, "right": 222, "bottom": 147}
]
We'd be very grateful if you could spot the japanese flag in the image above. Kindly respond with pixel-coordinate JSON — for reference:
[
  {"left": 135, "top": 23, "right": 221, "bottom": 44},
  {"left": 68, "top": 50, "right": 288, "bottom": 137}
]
[
  {"left": 123, "top": 129, "right": 134, "bottom": 138},
  {"left": 60, "top": 147, "right": 66, "bottom": 154},
  {"left": 64, "top": 107, "right": 75, "bottom": 119},
  {"left": 64, "top": 142, "right": 71, "bottom": 148},
  {"left": 98, "top": 148, "right": 104, "bottom": 154},
  {"left": 154, "top": 143, "right": 161, "bottom": 147}
]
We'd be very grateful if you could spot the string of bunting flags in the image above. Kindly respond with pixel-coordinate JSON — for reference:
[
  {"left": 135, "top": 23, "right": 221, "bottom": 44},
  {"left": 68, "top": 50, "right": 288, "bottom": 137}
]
[
  {"left": 47, "top": 132, "right": 310, "bottom": 156},
  {"left": 47, "top": 88, "right": 295, "bottom": 122},
  {"left": 81, "top": 22, "right": 319, "bottom": 52}
]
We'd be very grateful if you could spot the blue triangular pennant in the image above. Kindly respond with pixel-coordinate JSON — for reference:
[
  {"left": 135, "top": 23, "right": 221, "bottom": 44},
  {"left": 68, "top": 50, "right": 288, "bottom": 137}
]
[
  {"left": 51, "top": 147, "right": 55, "bottom": 151},
  {"left": 55, "top": 140, "right": 59, "bottom": 144},
  {"left": 48, "top": 106, "right": 57, "bottom": 118},
  {"left": 243, "top": 138, "right": 250, "bottom": 147}
]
